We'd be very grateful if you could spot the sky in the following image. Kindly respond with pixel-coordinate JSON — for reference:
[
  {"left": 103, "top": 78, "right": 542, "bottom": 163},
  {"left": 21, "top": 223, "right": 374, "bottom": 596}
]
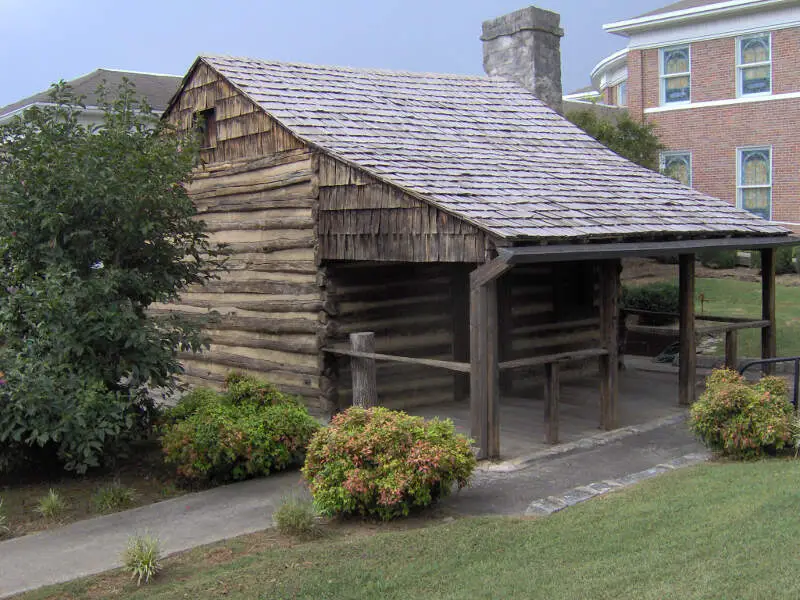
[{"left": 0, "top": 0, "right": 672, "bottom": 108}]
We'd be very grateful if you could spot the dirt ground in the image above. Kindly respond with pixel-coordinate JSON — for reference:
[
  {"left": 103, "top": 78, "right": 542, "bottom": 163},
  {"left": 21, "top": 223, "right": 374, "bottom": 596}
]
[{"left": 622, "top": 257, "right": 800, "bottom": 287}]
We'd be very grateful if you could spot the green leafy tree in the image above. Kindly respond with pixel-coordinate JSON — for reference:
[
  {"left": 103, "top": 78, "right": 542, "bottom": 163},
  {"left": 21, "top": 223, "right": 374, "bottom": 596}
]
[
  {"left": 0, "top": 81, "right": 224, "bottom": 473},
  {"left": 567, "top": 109, "right": 665, "bottom": 172}
]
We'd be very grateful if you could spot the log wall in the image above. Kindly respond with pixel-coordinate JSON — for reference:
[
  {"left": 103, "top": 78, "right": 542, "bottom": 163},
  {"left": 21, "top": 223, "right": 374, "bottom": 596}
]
[
  {"left": 161, "top": 62, "right": 330, "bottom": 413},
  {"left": 324, "top": 261, "right": 602, "bottom": 410}
]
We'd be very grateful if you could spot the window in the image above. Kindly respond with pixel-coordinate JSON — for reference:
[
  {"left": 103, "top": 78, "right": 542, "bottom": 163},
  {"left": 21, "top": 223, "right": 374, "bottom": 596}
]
[
  {"left": 737, "top": 147, "right": 772, "bottom": 219},
  {"left": 737, "top": 33, "right": 771, "bottom": 96},
  {"left": 192, "top": 108, "right": 217, "bottom": 149},
  {"left": 617, "top": 81, "right": 627, "bottom": 107},
  {"left": 660, "top": 151, "right": 692, "bottom": 187},
  {"left": 660, "top": 46, "right": 691, "bottom": 104}
]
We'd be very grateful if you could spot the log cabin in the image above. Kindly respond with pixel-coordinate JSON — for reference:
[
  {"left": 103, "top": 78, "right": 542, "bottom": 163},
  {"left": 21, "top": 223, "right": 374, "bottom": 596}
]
[{"left": 161, "top": 39, "right": 794, "bottom": 458}]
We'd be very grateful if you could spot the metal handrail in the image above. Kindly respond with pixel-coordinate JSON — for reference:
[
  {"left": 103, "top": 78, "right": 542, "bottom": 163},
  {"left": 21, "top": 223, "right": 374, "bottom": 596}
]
[{"left": 739, "top": 357, "right": 800, "bottom": 408}]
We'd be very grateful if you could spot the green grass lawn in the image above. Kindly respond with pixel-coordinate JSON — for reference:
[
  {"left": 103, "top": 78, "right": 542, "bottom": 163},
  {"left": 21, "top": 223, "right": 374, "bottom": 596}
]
[
  {"left": 23, "top": 459, "right": 800, "bottom": 600},
  {"left": 695, "top": 277, "right": 800, "bottom": 357}
]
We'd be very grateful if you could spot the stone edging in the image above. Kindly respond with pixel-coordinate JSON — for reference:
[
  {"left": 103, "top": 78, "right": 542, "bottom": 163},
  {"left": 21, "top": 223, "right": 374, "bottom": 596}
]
[
  {"left": 477, "top": 412, "right": 689, "bottom": 473},
  {"left": 523, "top": 451, "right": 711, "bottom": 517}
]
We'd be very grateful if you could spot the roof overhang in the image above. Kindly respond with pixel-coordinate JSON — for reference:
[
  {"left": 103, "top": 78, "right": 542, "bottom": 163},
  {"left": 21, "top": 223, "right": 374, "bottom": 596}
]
[
  {"left": 499, "top": 235, "right": 799, "bottom": 264},
  {"left": 589, "top": 48, "right": 629, "bottom": 90},
  {"left": 604, "top": 0, "right": 793, "bottom": 36}
]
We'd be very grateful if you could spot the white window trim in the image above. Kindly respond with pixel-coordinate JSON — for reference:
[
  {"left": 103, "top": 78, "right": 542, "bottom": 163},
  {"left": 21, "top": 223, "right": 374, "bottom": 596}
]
[
  {"left": 660, "top": 151, "right": 693, "bottom": 187},
  {"left": 736, "top": 145, "right": 773, "bottom": 220},
  {"left": 736, "top": 32, "right": 772, "bottom": 98},
  {"left": 660, "top": 45, "right": 691, "bottom": 106}
]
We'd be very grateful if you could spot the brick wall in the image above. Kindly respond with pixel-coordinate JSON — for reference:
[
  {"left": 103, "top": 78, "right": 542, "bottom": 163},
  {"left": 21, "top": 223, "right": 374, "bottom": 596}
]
[{"left": 625, "top": 27, "right": 800, "bottom": 226}]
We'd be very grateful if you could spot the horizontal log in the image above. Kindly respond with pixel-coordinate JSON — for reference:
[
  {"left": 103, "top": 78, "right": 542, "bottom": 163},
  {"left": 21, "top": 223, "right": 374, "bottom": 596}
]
[
  {"left": 192, "top": 150, "right": 311, "bottom": 179},
  {"left": 499, "top": 347, "right": 609, "bottom": 371},
  {"left": 188, "top": 157, "right": 312, "bottom": 194},
  {"left": 194, "top": 183, "right": 316, "bottom": 214},
  {"left": 197, "top": 279, "right": 320, "bottom": 295},
  {"left": 324, "top": 347, "right": 470, "bottom": 373},
  {"left": 203, "top": 216, "right": 315, "bottom": 233},
  {"left": 190, "top": 172, "right": 313, "bottom": 201},
  {"left": 207, "top": 343, "right": 318, "bottom": 369},
  {"left": 215, "top": 237, "right": 315, "bottom": 255},
  {"left": 221, "top": 259, "right": 318, "bottom": 274},
  {"left": 181, "top": 363, "right": 317, "bottom": 399},
  {"left": 205, "top": 329, "right": 319, "bottom": 354},
  {"left": 209, "top": 314, "right": 323, "bottom": 335},
  {"left": 513, "top": 318, "right": 600, "bottom": 336},
  {"left": 696, "top": 320, "right": 771, "bottom": 335},
  {"left": 207, "top": 228, "right": 313, "bottom": 245},
  {"left": 177, "top": 295, "right": 325, "bottom": 313},
  {"left": 180, "top": 352, "right": 317, "bottom": 378}
]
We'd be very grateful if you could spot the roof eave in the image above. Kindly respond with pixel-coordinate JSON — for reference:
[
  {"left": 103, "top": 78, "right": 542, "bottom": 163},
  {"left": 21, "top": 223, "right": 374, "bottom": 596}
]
[{"left": 604, "top": 0, "right": 792, "bottom": 36}]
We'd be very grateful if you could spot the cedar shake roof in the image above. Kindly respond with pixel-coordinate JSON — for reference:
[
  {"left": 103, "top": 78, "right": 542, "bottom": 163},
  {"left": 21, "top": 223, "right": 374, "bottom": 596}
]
[
  {"left": 197, "top": 55, "right": 786, "bottom": 241},
  {"left": 0, "top": 69, "right": 181, "bottom": 118}
]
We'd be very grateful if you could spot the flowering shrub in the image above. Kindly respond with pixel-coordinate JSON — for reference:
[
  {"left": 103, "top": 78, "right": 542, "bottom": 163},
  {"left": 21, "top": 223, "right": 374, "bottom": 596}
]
[
  {"left": 302, "top": 407, "right": 476, "bottom": 520},
  {"left": 161, "top": 373, "right": 319, "bottom": 482},
  {"left": 690, "top": 369, "right": 793, "bottom": 458}
]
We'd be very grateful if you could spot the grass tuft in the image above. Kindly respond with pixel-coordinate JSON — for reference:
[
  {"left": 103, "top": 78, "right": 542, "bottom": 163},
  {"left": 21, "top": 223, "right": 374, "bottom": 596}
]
[
  {"left": 122, "top": 533, "right": 162, "bottom": 585},
  {"left": 274, "top": 494, "right": 319, "bottom": 538},
  {"left": 34, "top": 489, "right": 68, "bottom": 520},
  {"left": 0, "top": 498, "right": 8, "bottom": 536},
  {"left": 93, "top": 483, "right": 137, "bottom": 514}
]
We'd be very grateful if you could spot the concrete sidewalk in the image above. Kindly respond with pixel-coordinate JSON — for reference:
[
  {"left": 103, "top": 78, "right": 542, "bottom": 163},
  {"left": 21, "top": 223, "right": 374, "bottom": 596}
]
[
  {"left": 0, "top": 416, "right": 706, "bottom": 598},
  {"left": 0, "top": 471, "right": 306, "bottom": 598}
]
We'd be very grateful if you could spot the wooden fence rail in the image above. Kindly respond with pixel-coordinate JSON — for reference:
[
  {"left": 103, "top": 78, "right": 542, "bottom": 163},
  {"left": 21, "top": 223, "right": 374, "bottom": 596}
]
[{"left": 324, "top": 332, "right": 611, "bottom": 447}]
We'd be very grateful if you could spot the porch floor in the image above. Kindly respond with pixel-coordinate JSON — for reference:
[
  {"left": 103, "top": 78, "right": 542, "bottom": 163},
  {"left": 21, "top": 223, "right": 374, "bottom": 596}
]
[{"left": 409, "top": 361, "right": 694, "bottom": 460}]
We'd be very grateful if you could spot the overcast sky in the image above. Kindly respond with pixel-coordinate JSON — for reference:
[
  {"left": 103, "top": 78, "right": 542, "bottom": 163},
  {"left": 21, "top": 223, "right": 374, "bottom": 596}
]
[{"left": 0, "top": 0, "right": 670, "bottom": 108}]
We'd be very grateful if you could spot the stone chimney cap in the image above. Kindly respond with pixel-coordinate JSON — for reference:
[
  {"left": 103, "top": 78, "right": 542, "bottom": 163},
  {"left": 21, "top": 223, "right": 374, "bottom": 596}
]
[{"left": 481, "top": 5, "right": 564, "bottom": 41}]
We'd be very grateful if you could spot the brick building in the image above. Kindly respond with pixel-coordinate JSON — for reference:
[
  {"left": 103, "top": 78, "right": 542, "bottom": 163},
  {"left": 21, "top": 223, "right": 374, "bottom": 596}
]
[{"left": 582, "top": 0, "right": 800, "bottom": 230}]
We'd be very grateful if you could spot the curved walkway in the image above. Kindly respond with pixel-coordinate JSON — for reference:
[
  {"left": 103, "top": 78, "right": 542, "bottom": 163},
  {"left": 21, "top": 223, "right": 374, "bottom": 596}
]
[{"left": 0, "top": 417, "right": 705, "bottom": 598}]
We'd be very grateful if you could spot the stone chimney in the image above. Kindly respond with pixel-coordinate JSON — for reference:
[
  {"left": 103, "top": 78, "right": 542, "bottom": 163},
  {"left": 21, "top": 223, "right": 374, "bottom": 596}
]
[{"left": 481, "top": 6, "right": 564, "bottom": 113}]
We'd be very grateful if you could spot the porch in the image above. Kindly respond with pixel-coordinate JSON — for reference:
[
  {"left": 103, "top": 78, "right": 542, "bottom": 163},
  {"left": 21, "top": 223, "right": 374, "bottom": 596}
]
[{"left": 409, "top": 361, "right": 689, "bottom": 461}]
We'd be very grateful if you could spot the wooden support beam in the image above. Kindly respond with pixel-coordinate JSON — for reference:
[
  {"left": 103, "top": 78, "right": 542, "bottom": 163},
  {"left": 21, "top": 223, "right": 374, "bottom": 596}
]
[
  {"left": 599, "top": 260, "right": 620, "bottom": 430},
  {"left": 486, "top": 280, "right": 500, "bottom": 459},
  {"left": 324, "top": 348, "right": 470, "bottom": 372},
  {"left": 452, "top": 266, "right": 471, "bottom": 401},
  {"left": 499, "top": 347, "right": 608, "bottom": 371},
  {"left": 498, "top": 275, "right": 514, "bottom": 395},
  {"left": 469, "top": 255, "right": 512, "bottom": 289},
  {"left": 725, "top": 330, "right": 738, "bottom": 370},
  {"left": 469, "top": 269, "right": 502, "bottom": 460},
  {"left": 679, "top": 254, "right": 696, "bottom": 406},
  {"left": 350, "top": 332, "right": 377, "bottom": 408},
  {"left": 470, "top": 284, "right": 488, "bottom": 459},
  {"left": 544, "top": 362, "right": 560, "bottom": 444},
  {"left": 761, "top": 247, "right": 777, "bottom": 375}
]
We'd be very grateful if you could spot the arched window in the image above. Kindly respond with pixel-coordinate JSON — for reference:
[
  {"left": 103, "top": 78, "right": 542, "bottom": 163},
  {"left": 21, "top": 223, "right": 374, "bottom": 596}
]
[
  {"left": 660, "top": 152, "right": 692, "bottom": 187},
  {"left": 738, "top": 34, "right": 771, "bottom": 96},
  {"left": 738, "top": 148, "right": 772, "bottom": 220},
  {"left": 661, "top": 46, "right": 690, "bottom": 104}
]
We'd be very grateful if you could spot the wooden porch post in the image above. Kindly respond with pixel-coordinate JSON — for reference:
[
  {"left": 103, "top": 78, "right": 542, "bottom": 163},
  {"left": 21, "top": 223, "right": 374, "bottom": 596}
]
[
  {"left": 350, "top": 332, "right": 377, "bottom": 408},
  {"left": 679, "top": 254, "right": 696, "bottom": 406},
  {"left": 452, "top": 266, "right": 471, "bottom": 402},
  {"left": 761, "top": 247, "right": 777, "bottom": 375},
  {"left": 599, "top": 260, "right": 620, "bottom": 430},
  {"left": 469, "top": 258, "right": 510, "bottom": 460},
  {"left": 498, "top": 276, "right": 514, "bottom": 396}
]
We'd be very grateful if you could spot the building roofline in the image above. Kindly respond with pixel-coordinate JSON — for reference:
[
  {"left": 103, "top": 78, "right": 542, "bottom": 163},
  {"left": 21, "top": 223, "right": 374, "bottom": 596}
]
[
  {"left": 604, "top": 0, "right": 792, "bottom": 36},
  {"left": 589, "top": 48, "right": 629, "bottom": 89}
]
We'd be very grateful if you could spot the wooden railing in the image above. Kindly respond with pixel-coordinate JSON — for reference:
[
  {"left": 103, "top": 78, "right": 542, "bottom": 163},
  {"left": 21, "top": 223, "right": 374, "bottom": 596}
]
[
  {"left": 323, "top": 332, "right": 610, "bottom": 446},
  {"left": 622, "top": 308, "right": 769, "bottom": 368}
]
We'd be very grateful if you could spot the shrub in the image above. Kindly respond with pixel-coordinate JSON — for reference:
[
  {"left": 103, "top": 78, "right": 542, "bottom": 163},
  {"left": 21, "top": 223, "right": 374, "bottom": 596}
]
[
  {"left": 750, "top": 247, "right": 798, "bottom": 274},
  {"left": 621, "top": 281, "right": 679, "bottom": 325},
  {"left": 690, "top": 369, "right": 793, "bottom": 458},
  {"left": 93, "top": 483, "right": 137, "bottom": 514},
  {"left": 35, "top": 489, "right": 68, "bottom": 519},
  {"left": 302, "top": 407, "right": 476, "bottom": 520},
  {"left": 161, "top": 374, "right": 320, "bottom": 482},
  {"left": 274, "top": 494, "right": 319, "bottom": 538},
  {"left": 122, "top": 533, "right": 161, "bottom": 585},
  {"left": 698, "top": 249, "right": 737, "bottom": 270},
  {"left": 0, "top": 82, "right": 225, "bottom": 475}
]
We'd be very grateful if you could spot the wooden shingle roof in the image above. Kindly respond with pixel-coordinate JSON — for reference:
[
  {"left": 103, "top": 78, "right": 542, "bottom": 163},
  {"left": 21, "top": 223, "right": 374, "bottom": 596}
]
[{"left": 200, "top": 55, "right": 786, "bottom": 242}]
